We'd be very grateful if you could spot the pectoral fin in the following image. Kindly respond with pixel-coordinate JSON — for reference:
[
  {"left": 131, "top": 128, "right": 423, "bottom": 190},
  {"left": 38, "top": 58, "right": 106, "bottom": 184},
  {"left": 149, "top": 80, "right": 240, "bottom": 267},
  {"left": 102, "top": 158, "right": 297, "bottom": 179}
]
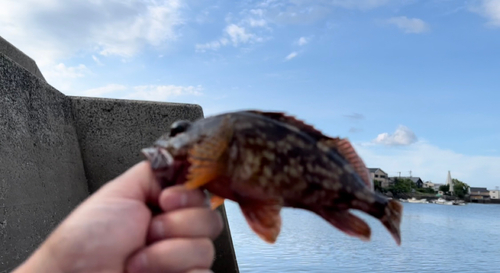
[
  {"left": 184, "top": 117, "right": 233, "bottom": 190},
  {"left": 210, "top": 195, "right": 225, "bottom": 210},
  {"left": 239, "top": 201, "right": 282, "bottom": 243}
]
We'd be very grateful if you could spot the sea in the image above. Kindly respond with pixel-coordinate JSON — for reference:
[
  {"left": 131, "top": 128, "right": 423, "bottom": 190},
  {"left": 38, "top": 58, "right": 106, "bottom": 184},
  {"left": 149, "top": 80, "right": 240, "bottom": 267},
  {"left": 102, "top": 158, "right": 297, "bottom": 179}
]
[{"left": 224, "top": 202, "right": 500, "bottom": 272}]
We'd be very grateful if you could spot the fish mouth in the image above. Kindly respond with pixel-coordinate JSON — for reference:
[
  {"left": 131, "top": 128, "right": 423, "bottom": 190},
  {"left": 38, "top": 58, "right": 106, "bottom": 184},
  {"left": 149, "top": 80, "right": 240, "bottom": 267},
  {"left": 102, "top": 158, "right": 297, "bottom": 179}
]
[
  {"left": 141, "top": 147, "right": 174, "bottom": 170},
  {"left": 142, "top": 147, "right": 191, "bottom": 188},
  {"left": 141, "top": 147, "right": 176, "bottom": 186}
]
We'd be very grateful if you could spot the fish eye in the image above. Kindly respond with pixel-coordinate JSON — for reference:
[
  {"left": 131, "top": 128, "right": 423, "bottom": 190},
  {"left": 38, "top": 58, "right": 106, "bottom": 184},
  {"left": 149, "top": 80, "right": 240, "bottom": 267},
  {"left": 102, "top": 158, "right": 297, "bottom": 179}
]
[{"left": 169, "top": 120, "right": 192, "bottom": 137}]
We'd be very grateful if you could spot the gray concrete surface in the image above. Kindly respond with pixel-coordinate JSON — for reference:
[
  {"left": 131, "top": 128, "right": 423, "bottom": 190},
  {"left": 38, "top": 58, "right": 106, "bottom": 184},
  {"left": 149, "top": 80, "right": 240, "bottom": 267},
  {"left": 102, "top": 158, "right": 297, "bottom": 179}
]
[
  {"left": 1, "top": 40, "right": 239, "bottom": 272},
  {"left": 0, "top": 36, "right": 45, "bottom": 82},
  {"left": 0, "top": 53, "right": 89, "bottom": 272},
  {"left": 70, "top": 96, "right": 204, "bottom": 193}
]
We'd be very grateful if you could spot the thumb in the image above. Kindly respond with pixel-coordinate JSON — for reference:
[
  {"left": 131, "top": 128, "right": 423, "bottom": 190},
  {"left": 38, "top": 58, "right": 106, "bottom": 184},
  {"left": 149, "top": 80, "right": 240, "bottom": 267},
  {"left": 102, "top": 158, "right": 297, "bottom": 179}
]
[{"left": 92, "top": 161, "right": 163, "bottom": 206}]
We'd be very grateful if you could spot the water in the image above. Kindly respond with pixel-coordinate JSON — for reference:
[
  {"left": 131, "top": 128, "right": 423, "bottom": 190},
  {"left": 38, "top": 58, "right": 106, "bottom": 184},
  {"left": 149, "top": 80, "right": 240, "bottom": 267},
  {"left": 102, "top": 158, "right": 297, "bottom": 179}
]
[{"left": 225, "top": 202, "right": 500, "bottom": 272}]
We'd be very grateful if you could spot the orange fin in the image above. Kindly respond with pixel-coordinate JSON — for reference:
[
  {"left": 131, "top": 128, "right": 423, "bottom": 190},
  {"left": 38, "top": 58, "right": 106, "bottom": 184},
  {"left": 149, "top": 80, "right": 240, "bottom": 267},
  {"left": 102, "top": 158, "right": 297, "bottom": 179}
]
[
  {"left": 239, "top": 201, "right": 282, "bottom": 244},
  {"left": 210, "top": 195, "right": 225, "bottom": 210},
  {"left": 317, "top": 208, "right": 371, "bottom": 242},
  {"left": 380, "top": 200, "right": 403, "bottom": 245},
  {"left": 185, "top": 117, "right": 232, "bottom": 190},
  {"left": 322, "top": 138, "right": 373, "bottom": 190}
]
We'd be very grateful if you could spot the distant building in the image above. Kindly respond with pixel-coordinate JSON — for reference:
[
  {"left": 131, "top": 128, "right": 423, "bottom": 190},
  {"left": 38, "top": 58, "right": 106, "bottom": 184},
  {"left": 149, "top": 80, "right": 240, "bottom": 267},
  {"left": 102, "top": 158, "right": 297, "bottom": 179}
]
[
  {"left": 469, "top": 187, "right": 490, "bottom": 200},
  {"left": 389, "top": 176, "right": 424, "bottom": 188},
  {"left": 368, "top": 168, "right": 390, "bottom": 188},
  {"left": 489, "top": 190, "right": 500, "bottom": 199},
  {"left": 433, "top": 183, "right": 444, "bottom": 191},
  {"left": 446, "top": 171, "right": 454, "bottom": 194},
  {"left": 424, "top": 181, "right": 434, "bottom": 188}
]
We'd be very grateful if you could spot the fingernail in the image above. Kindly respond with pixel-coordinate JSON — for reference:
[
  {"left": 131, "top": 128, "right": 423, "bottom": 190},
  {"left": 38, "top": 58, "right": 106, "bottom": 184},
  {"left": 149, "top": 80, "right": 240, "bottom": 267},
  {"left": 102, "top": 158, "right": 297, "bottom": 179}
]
[
  {"left": 152, "top": 220, "right": 165, "bottom": 239},
  {"left": 127, "top": 253, "right": 148, "bottom": 273}
]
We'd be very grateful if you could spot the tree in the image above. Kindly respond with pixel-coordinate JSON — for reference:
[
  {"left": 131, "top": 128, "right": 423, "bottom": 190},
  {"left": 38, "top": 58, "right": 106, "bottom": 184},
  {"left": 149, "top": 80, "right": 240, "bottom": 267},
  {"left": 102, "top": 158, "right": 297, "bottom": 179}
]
[
  {"left": 439, "top": 184, "right": 449, "bottom": 192},
  {"left": 388, "top": 178, "right": 413, "bottom": 194},
  {"left": 417, "top": 187, "right": 435, "bottom": 194},
  {"left": 452, "top": 178, "right": 469, "bottom": 198},
  {"left": 374, "top": 180, "right": 384, "bottom": 193}
]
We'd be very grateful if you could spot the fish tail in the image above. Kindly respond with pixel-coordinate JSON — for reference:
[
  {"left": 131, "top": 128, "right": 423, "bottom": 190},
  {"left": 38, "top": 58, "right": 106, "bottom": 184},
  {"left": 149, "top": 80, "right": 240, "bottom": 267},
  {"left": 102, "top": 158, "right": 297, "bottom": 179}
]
[{"left": 380, "top": 199, "right": 403, "bottom": 245}]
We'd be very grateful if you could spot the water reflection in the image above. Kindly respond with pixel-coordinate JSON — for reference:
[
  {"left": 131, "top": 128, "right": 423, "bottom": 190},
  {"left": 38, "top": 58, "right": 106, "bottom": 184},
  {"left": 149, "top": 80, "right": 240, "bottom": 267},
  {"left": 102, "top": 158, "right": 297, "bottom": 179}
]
[{"left": 225, "top": 202, "right": 500, "bottom": 272}]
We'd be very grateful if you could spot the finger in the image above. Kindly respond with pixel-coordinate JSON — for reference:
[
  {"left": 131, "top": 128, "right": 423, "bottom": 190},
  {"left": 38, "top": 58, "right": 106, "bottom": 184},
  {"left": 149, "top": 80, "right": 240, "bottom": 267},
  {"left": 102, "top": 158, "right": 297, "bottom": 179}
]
[
  {"left": 147, "top": 208, "right": 223, "bottom": 243},
  {"left": 93, "top": 161, "right": 162, "bottom": 205},
  {"left": 159, "top": 185, "right": 208, "bottom": 211},
  {"left": 185, "top": 270, "right": 213, "bottom": 273},
  {"left": 126, "top": 238, "right": 215, "bottom": 273}
]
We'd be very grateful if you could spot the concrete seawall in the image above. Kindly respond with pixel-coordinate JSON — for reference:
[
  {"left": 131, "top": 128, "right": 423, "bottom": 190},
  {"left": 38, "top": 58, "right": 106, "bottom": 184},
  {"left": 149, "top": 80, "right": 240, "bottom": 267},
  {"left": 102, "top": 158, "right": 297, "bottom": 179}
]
[
  {"left": 0, "top": 52, "right": 90, "bottom": 271},
  {"left": 0, "top": 38, "right": 238, "bottom": 272},
  {"left": 70, "top": 96, "right": 204, "bottom": 193}
]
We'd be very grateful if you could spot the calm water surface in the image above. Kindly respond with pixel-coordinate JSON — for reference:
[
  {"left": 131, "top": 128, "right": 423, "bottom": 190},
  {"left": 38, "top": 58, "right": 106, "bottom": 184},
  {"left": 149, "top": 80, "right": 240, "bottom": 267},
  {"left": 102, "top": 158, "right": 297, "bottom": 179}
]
[{"left": 225, "top": 202, "right": 500, "bottom": 272}]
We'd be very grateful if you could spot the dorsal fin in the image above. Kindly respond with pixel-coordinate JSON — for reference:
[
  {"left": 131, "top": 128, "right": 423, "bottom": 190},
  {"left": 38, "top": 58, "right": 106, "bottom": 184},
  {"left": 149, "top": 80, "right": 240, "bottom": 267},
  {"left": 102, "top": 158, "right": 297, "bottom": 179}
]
[
  {"left": 246, "top": 110, "right": 326, "bottom": 140},
  {"left": 322, "top": 138, "right": 373, "bottom": 190}
]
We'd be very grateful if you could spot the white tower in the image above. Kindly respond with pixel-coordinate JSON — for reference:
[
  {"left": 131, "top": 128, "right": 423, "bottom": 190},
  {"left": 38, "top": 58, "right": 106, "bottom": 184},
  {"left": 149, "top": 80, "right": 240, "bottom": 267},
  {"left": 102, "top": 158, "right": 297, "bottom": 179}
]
[{"left": 447, "top": 170, "right": 454, "bottom": 194}]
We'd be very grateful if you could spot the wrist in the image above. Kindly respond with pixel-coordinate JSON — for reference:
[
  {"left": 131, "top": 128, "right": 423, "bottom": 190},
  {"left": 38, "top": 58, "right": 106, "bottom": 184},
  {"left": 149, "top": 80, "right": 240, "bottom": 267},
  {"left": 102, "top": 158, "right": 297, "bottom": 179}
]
[{"left": 12, "top": 246, "right": 64, "bottom": 273}]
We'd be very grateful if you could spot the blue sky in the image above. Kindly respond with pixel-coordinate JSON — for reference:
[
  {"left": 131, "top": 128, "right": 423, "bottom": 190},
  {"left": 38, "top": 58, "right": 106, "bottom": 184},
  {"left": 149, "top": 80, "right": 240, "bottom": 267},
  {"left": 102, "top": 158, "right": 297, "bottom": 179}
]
[{"left": 1, "top": 0, "right": 499, "bottom": 188}]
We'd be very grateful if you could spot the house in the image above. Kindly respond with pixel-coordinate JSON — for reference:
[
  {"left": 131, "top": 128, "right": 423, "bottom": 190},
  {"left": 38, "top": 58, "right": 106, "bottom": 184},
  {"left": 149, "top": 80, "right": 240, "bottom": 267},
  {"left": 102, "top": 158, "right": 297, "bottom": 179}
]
[
  {"left": 368, "top": 168, "right": 390, "bottom": 188},
  {"left": 389, "top": 176, "right": 424, "bottom": 188},
  {"left": 424, "top": 181, "right": 434, "bottom": 188},
  {"left": 469, "top": 187, "right": 490, "bottom": 200},
  {"left": 489, "top": 190, "right": 500, "bottom": 199}
]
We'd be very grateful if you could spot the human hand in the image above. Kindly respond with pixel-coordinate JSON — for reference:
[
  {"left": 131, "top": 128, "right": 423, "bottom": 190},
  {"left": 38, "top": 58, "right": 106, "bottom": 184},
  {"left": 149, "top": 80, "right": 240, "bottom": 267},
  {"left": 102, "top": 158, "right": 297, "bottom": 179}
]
[{"left": 13, "top": 161, "right": 223, "bottom": 273}]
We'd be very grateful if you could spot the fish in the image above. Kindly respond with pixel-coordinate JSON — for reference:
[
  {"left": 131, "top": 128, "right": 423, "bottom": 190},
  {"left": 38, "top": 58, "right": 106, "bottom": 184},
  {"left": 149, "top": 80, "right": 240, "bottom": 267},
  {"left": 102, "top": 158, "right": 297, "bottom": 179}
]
[{"left": 141, "top": 110, "right": 402, "bottom": 245}]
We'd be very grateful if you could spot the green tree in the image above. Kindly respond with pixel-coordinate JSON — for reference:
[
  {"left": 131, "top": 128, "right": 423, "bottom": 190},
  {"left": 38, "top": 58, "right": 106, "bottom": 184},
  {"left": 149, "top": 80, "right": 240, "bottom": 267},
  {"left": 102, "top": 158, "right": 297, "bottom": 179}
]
[
  {"left": 439, "top": 184, "right": 449, "bottom": 192},
  {"left": 452, "top": 178, "right": 469, "bottom": 198},
  {"left": 374, "top": 180, "right": 383, "bottom": 192},
  {"left": 417, "top": 187, "right": 435, "bottom": 194},
  {"left": 388, "top": 178, "right": 413, "bottom": 194}
]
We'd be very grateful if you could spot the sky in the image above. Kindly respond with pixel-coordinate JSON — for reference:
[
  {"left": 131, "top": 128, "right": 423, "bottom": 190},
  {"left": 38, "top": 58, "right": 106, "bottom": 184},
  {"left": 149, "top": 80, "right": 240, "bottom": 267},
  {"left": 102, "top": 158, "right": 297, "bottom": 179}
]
[{"left": 1, "top": 0, "right": 499, "bottom": 188}]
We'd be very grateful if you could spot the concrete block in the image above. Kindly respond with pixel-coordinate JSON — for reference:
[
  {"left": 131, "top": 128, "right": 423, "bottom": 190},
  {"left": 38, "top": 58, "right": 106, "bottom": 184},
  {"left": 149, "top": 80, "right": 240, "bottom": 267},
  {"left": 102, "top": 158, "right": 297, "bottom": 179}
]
[
  {"left": 0, "top": 36, "right": 45, "bottom": 82},
  {"left": 69, "top": 96, "right": 204, "bottom": 193},
  {"left": 0, "top": 53, "right": 89, "bottom": 272}
]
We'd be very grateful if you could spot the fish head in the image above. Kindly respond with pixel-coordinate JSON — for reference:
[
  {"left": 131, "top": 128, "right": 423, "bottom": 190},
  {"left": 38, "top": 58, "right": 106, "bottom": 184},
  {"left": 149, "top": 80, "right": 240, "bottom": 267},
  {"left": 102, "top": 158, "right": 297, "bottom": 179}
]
[{"left": 141, "top": 116, "right": 228, "bottom": 187}]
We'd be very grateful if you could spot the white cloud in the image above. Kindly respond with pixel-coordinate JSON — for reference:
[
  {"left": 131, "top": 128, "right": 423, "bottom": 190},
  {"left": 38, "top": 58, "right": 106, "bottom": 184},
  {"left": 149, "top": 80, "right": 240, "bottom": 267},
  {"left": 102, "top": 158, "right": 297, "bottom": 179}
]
[
  {"left": 81, "top": 84, "right": 203, "bottom": 102},
  {"left": 386, "top": 16, "right": 429, "bottom": 33},
  {"left": 373, "top": 125, "right": 417, "bottom": 146},
  {"left": 330, "top": 0, "right": 393, "bottom": 10},
  {"left": 44, "top": 63, "right": 90, "bottom": 79},
  {"left": 83, "top": 84, "right": 127, "bottom": 97},
  {"left": 248, "top": 18, "right": 267, "bottom": 27},
  {"left": 355, "top": 141, "right": 500, "bottom": 189},
  {"left": 195, "top": 39, "right": 228, "bottom": 52},
  {"left": 225, "top": 24, "right": 254, "bottom": 45},
  {"left": 471, "top": 0, "right": 500, "bottom": 27},
  {"left": 92, "top": 55, "right": 103, "bottom": 66},
  {"left": 40, "top": 63, "right": 91, "bottom": 92},
  {"left": 297, "top": 36, "right": 309, "bottom": 46},
  {"left": 125, "top": 85, "right": 203, "bottom": 101},
  {"left": 285, "top": 51, "right": 298, "bottom": 60},
  {"left": 196, "top": 24, "right": 263, "bottom": 52},
  {"left": 0, "top": 0, "right": 184, "bottom": 66}
]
